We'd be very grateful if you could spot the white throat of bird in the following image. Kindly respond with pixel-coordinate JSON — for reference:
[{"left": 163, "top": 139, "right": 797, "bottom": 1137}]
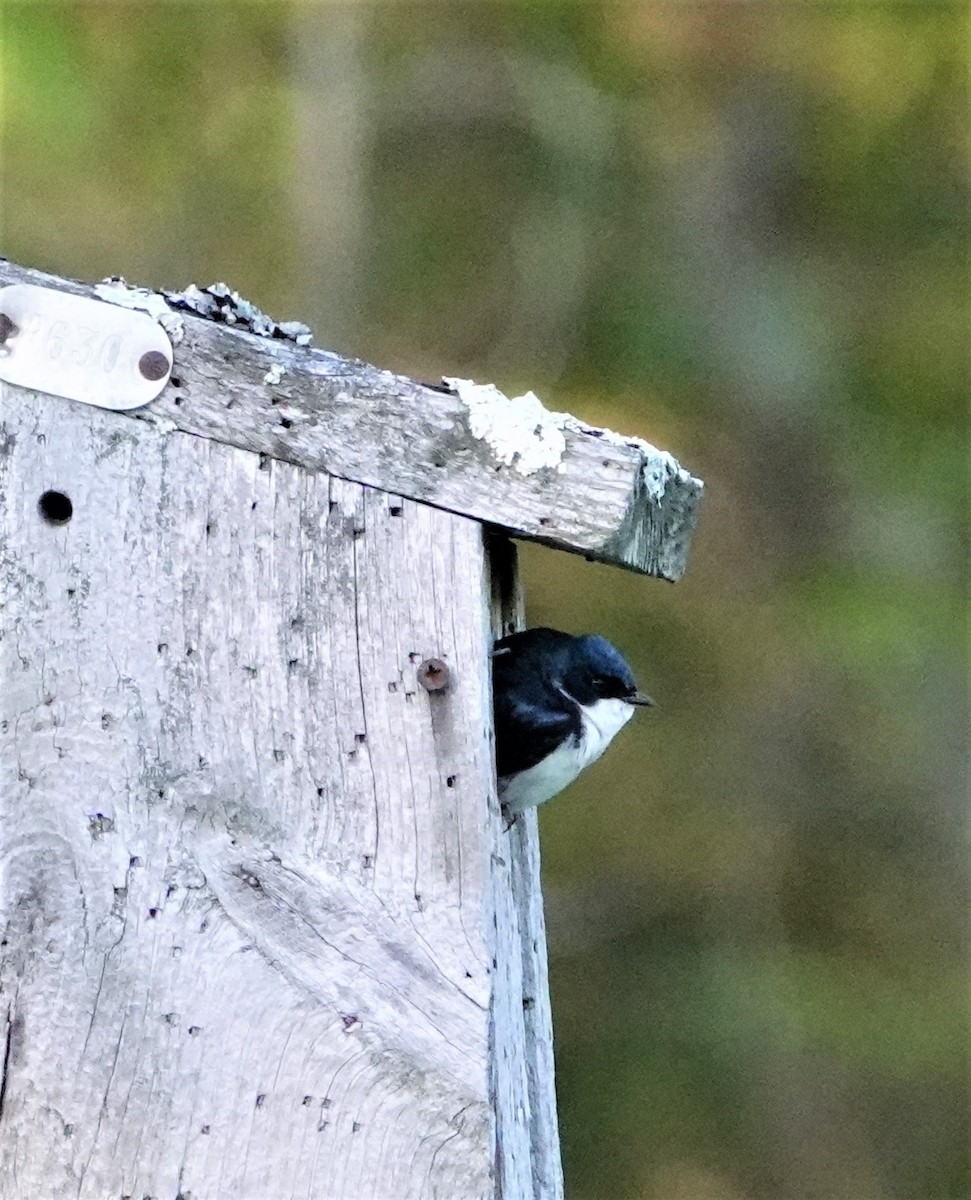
[{"left": 500, "top": 692, "right": 635, "bottom": 813}]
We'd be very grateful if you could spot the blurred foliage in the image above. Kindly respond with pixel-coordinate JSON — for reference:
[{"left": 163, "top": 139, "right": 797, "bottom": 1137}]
[{"left": 2, "top": 3, "right": 967, "bottom": 1198}]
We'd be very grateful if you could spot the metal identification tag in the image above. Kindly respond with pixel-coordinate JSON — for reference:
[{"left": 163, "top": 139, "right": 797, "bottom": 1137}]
[{"left": 0, "top": 283, "right": 172, "bottom": 411}]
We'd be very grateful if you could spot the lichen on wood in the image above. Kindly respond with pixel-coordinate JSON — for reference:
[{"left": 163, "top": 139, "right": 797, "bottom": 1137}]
[{"left": 0, "top": 260, "right": 703, "bottom": 580}]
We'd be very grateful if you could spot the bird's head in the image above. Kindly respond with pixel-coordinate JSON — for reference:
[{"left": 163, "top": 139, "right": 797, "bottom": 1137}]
[{"left": 559, "top": 634, "right": 655, "bottom": 710}]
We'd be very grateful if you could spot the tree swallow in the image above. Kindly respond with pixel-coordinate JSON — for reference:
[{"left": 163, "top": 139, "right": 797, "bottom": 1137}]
[{"left": 492, "top": 627, "right": 654, "bottom": 814}]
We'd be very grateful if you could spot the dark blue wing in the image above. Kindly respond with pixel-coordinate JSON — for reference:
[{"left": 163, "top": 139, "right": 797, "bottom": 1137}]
[
  {"left": 493, "top": 631, "right": 581, "bottom": 778},
  {"left": 494, "top": 693, "right": 576, "bottom": 778}
]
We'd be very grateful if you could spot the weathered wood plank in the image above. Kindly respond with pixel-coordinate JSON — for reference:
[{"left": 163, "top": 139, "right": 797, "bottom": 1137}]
[
  {"left": 0, "top": 388, "right": 539, "bottom": 1199},
  {"left": 0, "top": 260, "right": 703, "bottom": 579},
  {"left": 488, "top": 537, "right": 564, "bottom": 1200}
]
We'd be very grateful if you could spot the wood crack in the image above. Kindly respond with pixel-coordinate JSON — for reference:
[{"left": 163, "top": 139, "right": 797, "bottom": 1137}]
[{"left": 0, "top": 1007, "right": 13, "bottom": 1127}]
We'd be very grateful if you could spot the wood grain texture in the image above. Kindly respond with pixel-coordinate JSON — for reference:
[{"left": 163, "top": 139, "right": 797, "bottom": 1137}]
[
  {"left": 0, "top": 260, "right": 703, "bottom": 579},
  {"left": 0, "top": 387, "right": 548, "bottom": 1199},
  {"left": 487, "top": 537, "right": 563, "bottom": 1200}
]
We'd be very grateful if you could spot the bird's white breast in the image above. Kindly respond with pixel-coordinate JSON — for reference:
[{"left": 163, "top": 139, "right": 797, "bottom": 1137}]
[{"left": 499, "top": 697, "right": 634, "bottom": 813}]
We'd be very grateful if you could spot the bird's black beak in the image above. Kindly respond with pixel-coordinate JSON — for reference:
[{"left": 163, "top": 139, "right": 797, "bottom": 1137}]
[{"left": 628, "top": 692, "right": 655, "bottom": 707}]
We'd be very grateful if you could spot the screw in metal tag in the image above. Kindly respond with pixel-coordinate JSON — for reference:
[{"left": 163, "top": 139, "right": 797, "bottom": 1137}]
[{"left": 0, "top": 284, "right": 173, "bottom": 411}]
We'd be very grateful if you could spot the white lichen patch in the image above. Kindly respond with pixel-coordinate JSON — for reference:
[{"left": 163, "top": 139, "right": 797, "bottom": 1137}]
[
  {"left": 95, "top": 278, "right": 185, "bottom": 344},
  {"left": 560, "top": 414, "right": 702, "bottom": 504},
  {"left": 444, "top": 377, "right": 567, "bottom": 474},
  {"left": 641, "top": 449, "right": 691, "bottom": 503}
]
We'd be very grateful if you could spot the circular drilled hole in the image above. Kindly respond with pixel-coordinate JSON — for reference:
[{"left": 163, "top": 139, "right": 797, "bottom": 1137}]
[{"left": 38, "top": 490, "right": 73, "bottom": 524}]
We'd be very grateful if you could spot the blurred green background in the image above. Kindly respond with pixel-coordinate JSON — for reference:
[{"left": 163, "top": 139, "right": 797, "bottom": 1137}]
[{"left": 2, "top": 3, "right": 966, "bottom": 1198}]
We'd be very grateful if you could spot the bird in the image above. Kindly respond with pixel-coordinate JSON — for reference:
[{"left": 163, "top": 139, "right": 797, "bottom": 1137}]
[{"left": 492, "top": 627, "right": 654, "bottom": 814}]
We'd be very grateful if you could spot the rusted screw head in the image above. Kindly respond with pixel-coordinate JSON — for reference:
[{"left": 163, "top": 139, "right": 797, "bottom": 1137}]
[
  {"left": 417, "top": 658, "right": 450, "bottom": 692},
  {"left": 139, "top": 350, "right": 169, "bottom": 381}
]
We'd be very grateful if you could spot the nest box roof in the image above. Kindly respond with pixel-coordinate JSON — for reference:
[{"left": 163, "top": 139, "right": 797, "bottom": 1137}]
[{"left": 0, "top": 262, "right": 703, "bottom": 578}]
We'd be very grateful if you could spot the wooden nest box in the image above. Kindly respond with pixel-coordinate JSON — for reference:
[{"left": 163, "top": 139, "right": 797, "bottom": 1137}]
[{"left": 0, "top": 261, "right": 702, "bottom": 1200}]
